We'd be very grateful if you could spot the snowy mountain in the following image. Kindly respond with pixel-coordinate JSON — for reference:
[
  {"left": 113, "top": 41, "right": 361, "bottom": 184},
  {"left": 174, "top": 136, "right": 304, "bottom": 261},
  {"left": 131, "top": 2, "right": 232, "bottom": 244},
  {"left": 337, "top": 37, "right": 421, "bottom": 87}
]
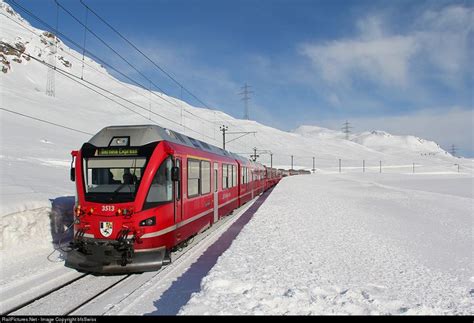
[
  {"left": 351, "top": 130, "right": 446, "bottom": 156},
  {"left": 0, "top": 0, "right": 471, "bottom": 216},
  {"left": 294, "top": 126, "right": 448, "bottom": 157}
]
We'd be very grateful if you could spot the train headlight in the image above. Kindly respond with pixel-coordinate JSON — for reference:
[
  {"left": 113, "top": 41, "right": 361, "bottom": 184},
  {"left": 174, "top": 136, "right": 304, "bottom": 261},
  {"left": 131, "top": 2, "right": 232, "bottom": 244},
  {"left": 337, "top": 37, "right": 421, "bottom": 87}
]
[
  {"left": 139, "top": 216, "right": 156, "bottom": 226},
  {"left": 110, "top": 137, "right": 129, "bottom": 147},
  {"left": 74, "top": 205, "right": 83, "bottom": 217}
]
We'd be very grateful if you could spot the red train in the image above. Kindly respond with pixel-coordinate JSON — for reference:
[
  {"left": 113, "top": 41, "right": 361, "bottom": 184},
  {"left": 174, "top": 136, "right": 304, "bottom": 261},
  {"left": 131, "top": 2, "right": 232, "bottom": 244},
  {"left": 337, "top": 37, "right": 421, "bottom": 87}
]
[{"left": 66, "top": 125, "right": 282, "bottom": 273}]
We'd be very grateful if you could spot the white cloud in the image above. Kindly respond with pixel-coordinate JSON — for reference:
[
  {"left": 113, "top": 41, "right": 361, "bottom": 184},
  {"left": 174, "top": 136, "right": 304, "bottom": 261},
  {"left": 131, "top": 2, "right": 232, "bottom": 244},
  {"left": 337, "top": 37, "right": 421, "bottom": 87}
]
[
  {"left": 300, "top": 33, "right": 416, "bottom": 86},
  {"left": 414, "top": 6, "right": 473, "bottom": 81},
  {"left": 299, "top": 6, "right": 474, "bottom": 88}
]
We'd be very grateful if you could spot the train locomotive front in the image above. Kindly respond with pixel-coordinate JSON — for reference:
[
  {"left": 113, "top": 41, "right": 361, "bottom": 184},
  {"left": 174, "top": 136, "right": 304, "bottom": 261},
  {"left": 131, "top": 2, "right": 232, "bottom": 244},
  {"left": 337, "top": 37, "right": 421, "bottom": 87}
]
[{"left": 66, "top": 125, "right": 181, "bottom": 274}]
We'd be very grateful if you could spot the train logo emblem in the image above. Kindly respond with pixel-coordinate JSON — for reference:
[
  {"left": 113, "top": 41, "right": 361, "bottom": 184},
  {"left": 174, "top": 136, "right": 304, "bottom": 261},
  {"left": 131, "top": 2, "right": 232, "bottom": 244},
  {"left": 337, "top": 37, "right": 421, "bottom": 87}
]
[{"left": 100, "top": 222, "right": 113, "bottom": 237}]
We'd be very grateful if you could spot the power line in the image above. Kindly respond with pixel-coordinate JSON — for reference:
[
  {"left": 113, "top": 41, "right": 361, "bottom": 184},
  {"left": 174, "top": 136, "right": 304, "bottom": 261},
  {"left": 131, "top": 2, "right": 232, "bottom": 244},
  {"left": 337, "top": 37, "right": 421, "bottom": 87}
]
[
  {"left": 3, "top": 3, "right": 218, "bottom": 142},
  {"left": 3, "top": 42, "right": 217, "bottom": 141},
  {"left": 9, "top": 0, "right": 175, "bottom": 109},
  {"left": 0, "top": 12, "right": 174, "bottom": 120},
  {"left": 75, "top": 0, "right": 252, "bottom": 144},
  {"left": 52, "top": 0, "right": 217, "bottom": 131},
  {"left": 54, "top": 0, "right": 218, "bottom": 130},
  {"left": 72, "top": 1, "right": 255, "bottom": 150},
  {"left": 6, "top": 1, "right": 255, "bottom": 154},
  {"left": 53, "top": 0, "right": 169, "bottom": 96},
  {"left": 79, "top": 0, "right": 212, "bottom": 110},
  {"left": 0, "top": 107, "right": 93, "bottom": 135},
  {"left": 225, "top": 131, "right": 257, "bottom": 145}
]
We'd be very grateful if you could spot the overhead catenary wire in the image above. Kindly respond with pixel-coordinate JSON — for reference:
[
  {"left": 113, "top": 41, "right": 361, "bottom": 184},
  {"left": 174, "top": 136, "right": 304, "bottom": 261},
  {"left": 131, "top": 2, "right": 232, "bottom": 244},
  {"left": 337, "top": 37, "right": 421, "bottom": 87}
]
[
  {"left": 9, "top": 1, "right": 181, "bottom": 113},
  {"left": 0, "top": 107, "right": 93, "bottom": 135},
  {"left": 79, "top": 0, "right": 212, "bottom": 110},
  {"left": 63, "top": 0, "right": 255, "bottom": 151},
  {"left": 0, "top": 12, "right": 174, "bottom": 119},
  {"left": 2, "top": 10, "right": 218, "bottom": 144},
  {"left": 53, "top": 0, "right": 168, "bottom": 95},
  {"left": 3, "top": 42, "right": 217, "bottom": 141},
  {"left": 7, "top": 0, "right": 257, "bottom": 153},
  {"left": 9, "top": 0, "right": 220, "bottom": 134},
  {"left": 53, "top": 0, "right": 218, "bottom": 130},
  {"left": 69, "top": 0, "right": 254, "bottom": 147}
]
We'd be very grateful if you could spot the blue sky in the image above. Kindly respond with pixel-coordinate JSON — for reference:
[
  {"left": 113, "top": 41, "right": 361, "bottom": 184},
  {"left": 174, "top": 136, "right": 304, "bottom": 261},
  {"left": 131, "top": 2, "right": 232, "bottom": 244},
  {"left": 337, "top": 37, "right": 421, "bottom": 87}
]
[{"left": 7, "top": 0, "right": 473, "bottom": 156}]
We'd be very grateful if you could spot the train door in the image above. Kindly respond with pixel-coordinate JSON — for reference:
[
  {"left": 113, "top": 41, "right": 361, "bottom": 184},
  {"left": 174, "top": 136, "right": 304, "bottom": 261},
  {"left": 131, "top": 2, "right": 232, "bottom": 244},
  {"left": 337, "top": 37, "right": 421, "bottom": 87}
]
[
  {"left": 213, "top": 162, "right": 219, "bottom": 223},
  {"left": 174, "top": 158, "right": 183, "bottom": 223}
]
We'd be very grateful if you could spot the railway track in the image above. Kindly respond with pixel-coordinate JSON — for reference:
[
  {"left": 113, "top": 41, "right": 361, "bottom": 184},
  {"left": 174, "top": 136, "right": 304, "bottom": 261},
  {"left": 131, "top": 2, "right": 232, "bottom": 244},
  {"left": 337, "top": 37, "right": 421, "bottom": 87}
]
[{"left": 3, "top": 196, "right": 259, "bottom": 316}]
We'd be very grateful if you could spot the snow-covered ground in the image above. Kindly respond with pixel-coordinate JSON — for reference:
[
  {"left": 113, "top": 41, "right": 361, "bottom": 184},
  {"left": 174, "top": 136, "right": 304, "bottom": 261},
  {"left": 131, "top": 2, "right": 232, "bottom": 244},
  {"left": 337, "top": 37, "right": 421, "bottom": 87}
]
[
  {"left": 2, "top": 172, "right": 471, "bottom": 315},
  {"left": 1, "top": 0, "right": 473, "bottom": 316},
  {"left": 180, "top": 174, "right": 473, "bottom": 315}
]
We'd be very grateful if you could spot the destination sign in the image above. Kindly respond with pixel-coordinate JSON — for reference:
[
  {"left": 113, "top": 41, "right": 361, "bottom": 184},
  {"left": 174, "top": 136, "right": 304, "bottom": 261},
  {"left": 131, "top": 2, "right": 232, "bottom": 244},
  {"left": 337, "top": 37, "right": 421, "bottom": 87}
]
[{"left": 97, "top": 148, "right": 139, "bottom": 156}]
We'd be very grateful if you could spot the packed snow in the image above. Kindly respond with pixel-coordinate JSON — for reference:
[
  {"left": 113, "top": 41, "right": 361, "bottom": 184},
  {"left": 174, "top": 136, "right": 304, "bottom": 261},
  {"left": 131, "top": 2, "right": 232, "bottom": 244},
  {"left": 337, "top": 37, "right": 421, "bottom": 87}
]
[
  {"left": 179, "top": 174, "right": 473, "bottom": 315},
  {"left": 0, "top": 0, "right": 473, "bottom": 316}
]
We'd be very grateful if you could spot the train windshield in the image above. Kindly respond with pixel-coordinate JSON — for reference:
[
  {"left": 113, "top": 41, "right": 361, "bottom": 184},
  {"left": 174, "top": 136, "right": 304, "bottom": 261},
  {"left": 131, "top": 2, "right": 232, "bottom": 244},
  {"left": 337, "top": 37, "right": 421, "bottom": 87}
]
[{"left": 83, "top": 157, "right": 147, "bottom": 203}]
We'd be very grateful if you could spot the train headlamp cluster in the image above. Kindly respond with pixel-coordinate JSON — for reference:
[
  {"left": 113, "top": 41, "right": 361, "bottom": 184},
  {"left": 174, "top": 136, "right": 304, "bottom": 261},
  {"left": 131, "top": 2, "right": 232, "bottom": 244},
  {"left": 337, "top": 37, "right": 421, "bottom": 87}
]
[
  {"left": 139, "top": 216, "right": 156, "bottom": 227},
  {"left": 116, "top": 208, "right": 133, "bottom": 216},
  {"left": 74, "top": 205, "right": 84, "bottom": 217}
]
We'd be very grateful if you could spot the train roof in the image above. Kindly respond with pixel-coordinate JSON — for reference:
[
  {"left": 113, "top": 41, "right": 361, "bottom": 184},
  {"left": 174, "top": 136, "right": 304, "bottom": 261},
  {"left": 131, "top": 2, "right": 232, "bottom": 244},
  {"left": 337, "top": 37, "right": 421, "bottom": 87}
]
[{"left": 88, "top": 124, "right": 254, "bottom": 163}]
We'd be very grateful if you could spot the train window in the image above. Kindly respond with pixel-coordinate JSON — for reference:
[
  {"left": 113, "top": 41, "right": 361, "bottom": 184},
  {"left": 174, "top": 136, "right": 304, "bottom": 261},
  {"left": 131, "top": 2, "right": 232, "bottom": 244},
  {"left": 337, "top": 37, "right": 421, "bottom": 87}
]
[
  {"left": 84, "top": 157, "right": 145, "bottom": 198},
  {"left": 201, "top": 161, "right": 211, "bottom": 194},
  {"left": 222, "top": 164, "right": 228, "bottom": 189},
  {"left": 144, "top": 157, "right": 173, "bottom": 207},
  {"left": 232, "top": 165, "right": 237, "bottom": 187},
  {"left": 241, "top": 166, "right": 249, "bottom": 185},
  {"left": 188, "top": 159, "right": 201, "bottom": 197},
  {"left": 176, "top": 159, "right": 181, "bottom": 200}
]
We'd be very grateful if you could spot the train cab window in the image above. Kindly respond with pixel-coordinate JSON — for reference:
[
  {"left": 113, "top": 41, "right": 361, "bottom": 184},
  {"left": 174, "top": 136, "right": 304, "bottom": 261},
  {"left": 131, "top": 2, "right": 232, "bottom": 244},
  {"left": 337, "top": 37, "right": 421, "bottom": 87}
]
[
  {"left": 201, "top": 161, "right": 211, "bottom": 194},
  {"left": 145, "top": 157, "right": 173, "bottom": 207},
  {"left": 83, "top": 157, "right": 146, "bottom": 203},
  {"left": 188, "top": 159, "right": 201, "bottom": 197}
]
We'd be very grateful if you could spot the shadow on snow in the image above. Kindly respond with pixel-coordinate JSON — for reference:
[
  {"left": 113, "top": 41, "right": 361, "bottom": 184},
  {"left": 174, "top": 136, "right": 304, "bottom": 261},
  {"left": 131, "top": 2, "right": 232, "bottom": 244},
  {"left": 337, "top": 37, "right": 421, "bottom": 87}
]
[
  {"left": 49, "top": 196, "right": 75, "bottom": 259},
  {"left": 147, "top": 188, "right": 274, "bottom": 316}
]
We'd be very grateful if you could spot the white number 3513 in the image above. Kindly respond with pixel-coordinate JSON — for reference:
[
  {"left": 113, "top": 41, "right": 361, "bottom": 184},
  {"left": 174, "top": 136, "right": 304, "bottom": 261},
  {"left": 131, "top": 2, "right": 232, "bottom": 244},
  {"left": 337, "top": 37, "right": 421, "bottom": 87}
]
[{"left": 102, "top": 205, "right": 115, "bottom": 212}]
